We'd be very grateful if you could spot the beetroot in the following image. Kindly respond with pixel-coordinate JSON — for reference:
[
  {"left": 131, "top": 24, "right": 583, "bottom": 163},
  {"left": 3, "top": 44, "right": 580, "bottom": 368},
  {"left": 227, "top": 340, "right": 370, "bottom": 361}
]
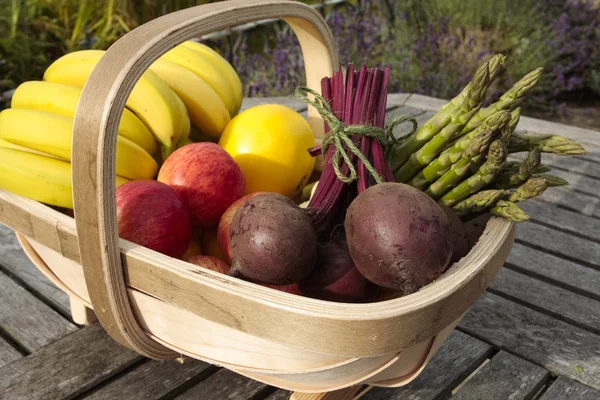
[
  {"left": 344, "top": 182, "right": 452, "bottom": 294},
  {"left": 300, "top": 235, "right": 368, "bottom": 303},
  {"left": 441, "top": 206, "right": 470, "bottom": 263},
  {"left": 229, "top": 193, "right": 317, "bottom": 285}
]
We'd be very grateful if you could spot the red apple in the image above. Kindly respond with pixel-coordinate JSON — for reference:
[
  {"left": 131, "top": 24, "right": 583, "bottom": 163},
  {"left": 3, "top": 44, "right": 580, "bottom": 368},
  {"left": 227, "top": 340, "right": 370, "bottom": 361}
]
[
  {"left": 217, "top": 192, "right": 265, "bottom": 263},
  {"left": 158, "top": 142, "right": 245, "bottom": 229},
  {"left": 186, "top": 255, "right": 230, "bottom": 274},
  {"left": 116, "top": 180, "right": 191, "bottom": 258}
]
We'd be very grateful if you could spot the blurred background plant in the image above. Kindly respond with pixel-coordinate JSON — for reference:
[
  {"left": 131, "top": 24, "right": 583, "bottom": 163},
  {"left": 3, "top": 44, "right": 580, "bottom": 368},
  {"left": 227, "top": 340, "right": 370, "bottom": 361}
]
[{"left": 1, "top": 0, "right": 599, "bottom": 128}]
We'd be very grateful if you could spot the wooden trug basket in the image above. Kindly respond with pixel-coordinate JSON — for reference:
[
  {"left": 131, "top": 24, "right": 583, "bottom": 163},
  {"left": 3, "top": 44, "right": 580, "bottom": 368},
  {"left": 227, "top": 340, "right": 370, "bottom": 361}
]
[{"left": 0, "top": 0, "right": 516, "bottom": 398}]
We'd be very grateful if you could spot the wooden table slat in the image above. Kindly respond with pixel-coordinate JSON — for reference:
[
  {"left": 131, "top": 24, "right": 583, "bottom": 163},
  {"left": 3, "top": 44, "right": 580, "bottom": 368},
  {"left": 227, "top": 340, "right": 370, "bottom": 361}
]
[
  {"left": 520, "top": 201, "right": 600, "bottom": 242},
  {"left": 532, "top": 168, "right": 600, "bottom": 198},
  {"left": 506, "top": 243, "right": 600, "bottom": 300},
  {"left": 0, "top": 336, "right": 22, "bottom": 369},
  {"left": 535, "top": 186, "right": 600, "bottom": 219},
  {"left": 451, "top": 351, "right": 549, "bottom": 400},
  {"left": 0, "top": 224, "right": 71, "bottom": 315},
  {"left": 490, "top": 268, "right": 600, "bottom": 334},
  {"left": 517, "top": 152, "right": 600, "bottom": 180},
  {"left": 361, "top": 331, "right": 492, "bottom": 400},
  {"left": 515, "top": 222, "right": 600, "bottom": 268},
  {"left": 0, "top": 271, "right": 76, "bottom": 352},
  {"left": 83, "top": 359, "right": 217, "bottom": 400},
  {"left": 0, "top": 324, "right": 141, "bottom": 400},
  {"left": 540, "top": 376, "right": 600, "bottom": 400},
  {"left": 174, "top": 368, "right": 272, "bottom": 400},
  {"left": 265, "top": 390, "right": 292, "bottom": 400},
  {"left": 459, "top": 292, "right": 600, "bottom": 390}
]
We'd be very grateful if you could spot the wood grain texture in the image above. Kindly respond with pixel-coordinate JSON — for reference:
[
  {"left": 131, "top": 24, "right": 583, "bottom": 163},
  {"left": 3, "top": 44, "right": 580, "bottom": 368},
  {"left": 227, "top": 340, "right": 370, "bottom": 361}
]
[
  {"left": 266, "top": 390, "right": 293, "bottom": 400},
  {"left": 451, "top": 351, "right": 549, "bottom": 400},
  {"left": 506, "top": 243, "right": 600, "bottom": 300},
  {"left": 520, "top": 201, "right": 600, "bottom": 242},
  {"left": 0, "top": 271, "right": 76, "bottom": 352},
  {"left": 290, "top": 386, "right": 362, "bottom": 400},
  {"left": 0, "top": 224, "right": 70, "bottom": 314},
  {"left": 384, "top": 107, "right": 429, "bottom": 139},
  {"left": 540, "top": 376, "right": 600, "bottom": 400},
  {"left": 533, "top": 168, "right": 599, "bottom": 198},
  {"left": 517, "top": 152, "right": 600, "bottom": 180},
  {"left": 0, "top": 324, "right": 141, "bottom": 400},
  {"left": 458, "top": 293, "right": 600, "bottom": 390},
  {"left": 0, "top": 336, "right": 22, "bottom": 369},
  {"left": 174, "top": 368, "right": 272, "bottom": 400},
  {"left": 490, "top": 268, "right": 600, "bottom": 334},
  {"left": 385, "top": 93, "right": 411, "bottom": 107},
  {"left": 535, "top": 186, "right": 600, "bottom": 219},
  {"left": 84, "top": 359, "right": 216, "bottom": 400},
  {"left": 515, "top": 221, "right": 600, "bottom": 268},
  {"left": 361, "top": 331, "right": 492, "bottom": 400}
]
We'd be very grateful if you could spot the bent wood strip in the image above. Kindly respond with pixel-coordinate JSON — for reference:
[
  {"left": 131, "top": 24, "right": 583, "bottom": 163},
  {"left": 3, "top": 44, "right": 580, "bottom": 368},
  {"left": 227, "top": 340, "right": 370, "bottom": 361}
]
[
  {"left": 539, "top": 376, "right": 600, "bottom": 400},
  {"left": 0, "top": 189, "right": 515, "bottom": 357},
  {"left": 458, "top": 292, "right": 600, "bottom": 390},
  {"left": 361, "top": 331, "right": 492, "bottom": 400},
  {"left": 0, "top": 271, "right": 76, "bottom": 352},
  {"left": 71, "top": 0, "right": 338, "bottom": 359},
  {"left": 451, "top": 351, "right": 549, "bottom": 400},
  {"left": 0, "top": 324, "right": 141, "bottom": 400}
]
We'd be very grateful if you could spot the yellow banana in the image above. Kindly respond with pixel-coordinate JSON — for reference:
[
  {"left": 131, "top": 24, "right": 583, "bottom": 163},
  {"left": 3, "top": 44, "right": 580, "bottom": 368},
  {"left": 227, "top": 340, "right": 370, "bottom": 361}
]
[
  {"left": 0, "top": 147, "right": 129, "bottom": 209},
  {"left": 0, "top": 138, "right": 65, "bottom": 160},
  {"left": 149, "top": 58, "right": 230, "bottom": 139},
  {"left": 11, "top": 80, "right": 158, "bottom": 156},
  {"left": 43, "top": 50, "right": 187, "bottom": 159},
  {"left": 161, "top": 45, "right": 236, "bottom": 117},
  {"left": 181, "top": 41, "right": 243, "bottom": 115},
  {"left": 173, "top": 89, "right": 191, "bottom": 149},
  {"left": 0, "top": 109, "right": 157, "bottom": 180}
]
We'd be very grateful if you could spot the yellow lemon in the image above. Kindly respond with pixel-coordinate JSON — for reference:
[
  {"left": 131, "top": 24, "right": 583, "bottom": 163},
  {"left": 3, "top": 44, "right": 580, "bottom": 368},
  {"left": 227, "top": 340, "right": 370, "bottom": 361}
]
[{"left": 218, "top": 104, "right": 315, "bottom": 198}]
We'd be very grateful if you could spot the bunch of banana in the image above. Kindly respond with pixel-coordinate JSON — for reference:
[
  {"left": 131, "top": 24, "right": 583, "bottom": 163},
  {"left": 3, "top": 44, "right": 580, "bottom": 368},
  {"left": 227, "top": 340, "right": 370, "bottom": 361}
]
[{"left": 0, "top": 41, "right": 243, "bottom": 209}]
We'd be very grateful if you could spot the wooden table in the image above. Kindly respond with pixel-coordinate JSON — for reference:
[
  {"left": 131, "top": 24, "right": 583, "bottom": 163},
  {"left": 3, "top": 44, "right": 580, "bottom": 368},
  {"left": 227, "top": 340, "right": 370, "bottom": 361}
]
[{"left": 1, "top": 94, "right": 599, "bottom": 400}]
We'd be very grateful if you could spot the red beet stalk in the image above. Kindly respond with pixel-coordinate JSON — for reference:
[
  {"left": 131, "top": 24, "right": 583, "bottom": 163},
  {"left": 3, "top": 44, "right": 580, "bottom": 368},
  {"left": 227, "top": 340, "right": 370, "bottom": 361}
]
[{"left": 307, "top": 64, "right": 392, "bottom": 235}]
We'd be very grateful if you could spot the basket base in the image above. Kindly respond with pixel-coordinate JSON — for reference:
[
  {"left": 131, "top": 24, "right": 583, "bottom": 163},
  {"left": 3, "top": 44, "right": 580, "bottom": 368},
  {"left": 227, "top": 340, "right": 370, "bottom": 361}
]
[
  {"left": 69, "top": 296, "right": 97, "bottom": 325},
  {"left": 290, "top": 386, "right": 363, "bottom": 400}
]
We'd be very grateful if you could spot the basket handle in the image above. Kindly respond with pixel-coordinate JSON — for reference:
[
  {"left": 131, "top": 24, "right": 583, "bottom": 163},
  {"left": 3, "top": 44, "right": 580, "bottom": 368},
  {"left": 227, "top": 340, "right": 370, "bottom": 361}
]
[{"left": 71, "top": 0, "right": 339, "bottom": 360}]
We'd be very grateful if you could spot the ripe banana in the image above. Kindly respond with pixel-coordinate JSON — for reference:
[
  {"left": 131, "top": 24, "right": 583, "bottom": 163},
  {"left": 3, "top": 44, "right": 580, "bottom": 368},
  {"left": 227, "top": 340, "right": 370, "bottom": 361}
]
[
  {"left": 149, "top": 58, "right": 230, "bottom": 139},
  {"left": 11, "top": 80, "right": 158, "bottom": 156},
  {"left": 161, "top": 45, "right": 237, "bottom": 117},
  {"left": 43, "top": 50, "right": 187, "bottom": 159},
  {"left": 0, "top": 138, "right": 64, "bottom": 160},
  {"left": 174, "top": 90, "right": 191, "bottom": 149},
  {"left": 0, "top": 109, "right": 158, "bottom": 180},
  {"left": 0, "top": 147, "right": 129, "bottom": 209},
  {"left": 181, "top": 41, "right": 243, "bottom": 115}
]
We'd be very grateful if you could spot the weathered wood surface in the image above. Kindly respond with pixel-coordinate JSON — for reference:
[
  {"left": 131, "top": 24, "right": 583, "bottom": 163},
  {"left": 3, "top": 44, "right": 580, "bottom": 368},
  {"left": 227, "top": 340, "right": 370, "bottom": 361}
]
[
  {"left": 452, "top": 351, "right": 549, "bottom": 400},
  {"left": 0, "top": 224, "right": 70, "bottom": 315},
  {"left": 0, "top": 271, "right": 76, "bottom": 352},
  {"left": 1, "top": 93, "right": 600, "bottom": 399},
  {"left": 0, "top": 324, "right": 141, "bottom": 400},
  {"left": 83, "top": 359, "right": 217, "bottom": 400},
  {"left": 540, "top": 376, "right": 600, "bottom": 400},
  {"left": 0, "top": 336, "right": 22, "bottom": 369},
  {"left": 361, "top": 331, "right": 492, "bottom": 400},
  {"left": 458, "top": 292, "right": 600, "bottom": 390},
  {"left": 174, "top": 368, "right": 273, "bottom": 400}
]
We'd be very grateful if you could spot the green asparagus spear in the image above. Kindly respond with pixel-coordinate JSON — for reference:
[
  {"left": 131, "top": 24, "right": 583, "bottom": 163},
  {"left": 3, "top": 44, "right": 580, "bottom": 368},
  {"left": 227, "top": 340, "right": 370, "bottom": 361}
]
[
  {"left": 408, "top": 111, "right": 510, "bottom": 189},
  {"left": 503, "top": 161, "right": 551, "bottom": 174},
  {"left": 532, "top": 174, "right": 569, "bottom": 187},
  {"left": 439, "top": 140, "right": 507, "bottom": 207},
  {"left": 391, "top": 55, "right": 504, "bottom": 173},
  {"left": 506, "top": 177, "right": 549, "bottom": 202},
  {"left": 462, "top": 68, "right": 543, "bottom": 133},
  {"left": 424, "top": 130, "right": 496, "bottom": 198},
  {"left": 508, "top": 133, "right": 587, "bottom": 155},
  {"left": 490, "top": 200, "right": 530, "bottom": 222},
  {"left": 453, "top": 189, "right": 505, "bottom": 216},
  {"left": 495, "top": 148, "right": 541, "bottom": 188}
]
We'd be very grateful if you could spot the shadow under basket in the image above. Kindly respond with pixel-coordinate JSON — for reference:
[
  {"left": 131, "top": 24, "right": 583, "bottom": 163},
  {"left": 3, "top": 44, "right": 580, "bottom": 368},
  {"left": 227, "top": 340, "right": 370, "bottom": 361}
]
[{"left": 0, "top": 0, "right": 517, "bottom": 398}]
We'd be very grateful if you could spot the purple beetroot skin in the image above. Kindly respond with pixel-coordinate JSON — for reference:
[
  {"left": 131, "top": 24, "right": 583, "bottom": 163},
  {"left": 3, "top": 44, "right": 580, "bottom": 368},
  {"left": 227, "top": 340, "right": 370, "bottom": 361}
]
[
  {"left": 344, "top": 182, "right": 453, "bottom": 295},
  {"left": 300, "top": 235, "right": 369, "bottom": 303},
  {"left": 229, "top": 193, "right": 317, "bottom": 285},
  {"left": 441, "top": 206, "right": 470, "bottom": 263}
]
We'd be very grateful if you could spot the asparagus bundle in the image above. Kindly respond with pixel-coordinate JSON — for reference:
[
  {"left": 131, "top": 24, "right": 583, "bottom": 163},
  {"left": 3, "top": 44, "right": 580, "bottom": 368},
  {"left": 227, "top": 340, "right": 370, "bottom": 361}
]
[{"left": 383, "top": 53, "right": 588, "bottom": 222}]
